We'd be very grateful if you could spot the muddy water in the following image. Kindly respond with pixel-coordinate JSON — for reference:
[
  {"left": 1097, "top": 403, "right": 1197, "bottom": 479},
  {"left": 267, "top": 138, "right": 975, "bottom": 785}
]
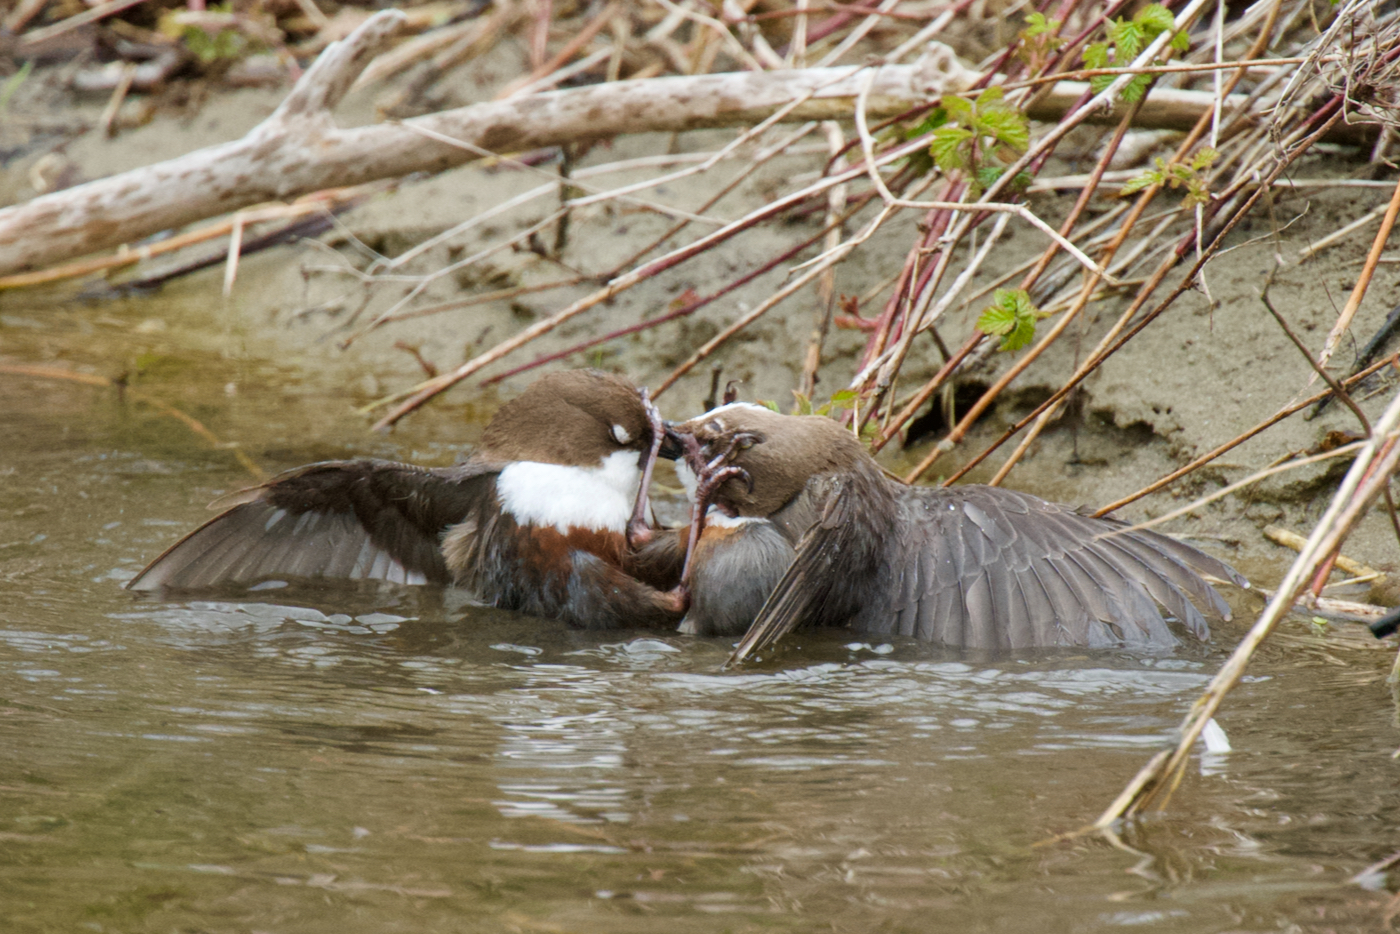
[{"left": 2, "top": 289, "right": 1399, "bottom": 933}]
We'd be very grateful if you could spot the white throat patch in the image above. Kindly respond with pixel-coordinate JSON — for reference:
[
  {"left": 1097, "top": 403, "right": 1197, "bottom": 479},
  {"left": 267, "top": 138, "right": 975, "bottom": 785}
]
[{"left": 495, "top": 450, "right": 641, "bottom": 533}]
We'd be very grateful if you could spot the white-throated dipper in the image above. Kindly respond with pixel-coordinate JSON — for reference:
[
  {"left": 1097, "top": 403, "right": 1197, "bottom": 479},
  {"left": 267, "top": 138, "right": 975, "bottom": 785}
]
[
  {"left": 127, "top": 370, "right": 687, "bottom": 629},
  {"left": 663, "top": 403, "right": 1247, "bottom": 661}
]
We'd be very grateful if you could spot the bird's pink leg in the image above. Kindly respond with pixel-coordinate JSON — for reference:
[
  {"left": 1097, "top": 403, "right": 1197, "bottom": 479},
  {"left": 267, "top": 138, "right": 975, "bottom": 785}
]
[
  {"left": 626, "top": 389, "right": 666, "bottom": 549},
  {"left": 677, "top": 431, "right": 754, "bottom": 583}
]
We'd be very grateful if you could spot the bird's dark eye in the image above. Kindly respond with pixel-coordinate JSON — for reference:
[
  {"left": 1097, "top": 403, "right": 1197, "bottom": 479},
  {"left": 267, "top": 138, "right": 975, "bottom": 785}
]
[{"left": 610, "top": 423, "right": 633, "bottom": 445}]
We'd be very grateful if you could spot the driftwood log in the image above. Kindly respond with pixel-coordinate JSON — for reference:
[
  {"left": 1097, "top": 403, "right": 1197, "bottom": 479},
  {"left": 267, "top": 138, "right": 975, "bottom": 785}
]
[{"left": 0, "top": 9, "right": 1346, "bottom": 277}]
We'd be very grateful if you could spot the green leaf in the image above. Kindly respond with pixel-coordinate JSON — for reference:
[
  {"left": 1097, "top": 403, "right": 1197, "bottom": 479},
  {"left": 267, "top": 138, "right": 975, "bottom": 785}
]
[
  {"left": 904, "top": 108, "right": 948, "bottom": 140},
  {"left": 1108, "top": 18, "right": 1144, "bottom": 60},
  {"left": 978, "top": 303, "right": 1018, "bottom": 338},
  {"left": 1134, "top": 3, "right": 1176, "bottom": 36},
  {"left": 1082, "top": 41, "right": 1110, "bottom": 70},
  {"left": 1022, "top": 12, "right": 1059, "bottom": 37},
  {"left": 978, "top": 289, "right": 1043, "bottom": 351},
  {"left": 976, "top": 166, "right": 1005, "bottom": 192},
  {"left": 1119, "top": 169, "right": 1163, "bottom": 196},
  {"left": 1120, "top": 74, "right": 1152, "bottom": 102},
  {"left": 929, "top": 126, "right": 973, "bottom": 172},
  {"left": 1002, "top": 314, "right": 1038, "bottom": 352},
  {"left": 759, "top": 399, "right": 780, "bottom": 412},
  {"left": 828, "top": 389, "right": 859, "bottom": 406},
  {"left": 941, "top": 94, "right": 975, "bottom": 121},
  {"left": 973, "top": 85, "right": 1006, "bottom": 108},
  {"left": 1189, "top": 147, "right": 1219, "bottom": 171},
  {"left": 976, "top": 107, "right": 1029, "bottom": 151},
  {"left": 791, "top": 391, "right": 814, "bottom": 416},
  {"left": 1170, "top": 28, "right": 1191, "bottom": 52}
]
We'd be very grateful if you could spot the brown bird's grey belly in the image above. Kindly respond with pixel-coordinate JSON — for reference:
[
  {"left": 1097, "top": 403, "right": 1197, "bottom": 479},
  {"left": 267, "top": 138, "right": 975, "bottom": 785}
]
[{"left": 680, "top": 519, "right": 795, "bottom": 636}]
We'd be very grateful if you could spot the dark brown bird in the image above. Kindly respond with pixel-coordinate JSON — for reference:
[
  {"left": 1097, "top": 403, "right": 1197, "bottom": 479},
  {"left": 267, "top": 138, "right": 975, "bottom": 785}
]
[
  {"left": 127, "top": 370, "right": 686, "bottom": 629},
  {"left": 662, "top": 403, "right": 1246, "bottom": 661}
]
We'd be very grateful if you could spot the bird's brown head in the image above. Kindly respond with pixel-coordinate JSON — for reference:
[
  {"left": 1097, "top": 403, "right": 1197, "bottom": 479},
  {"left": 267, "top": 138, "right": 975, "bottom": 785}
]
[
  {"left": 480, "top": 370, "right": 660, "bottom": 467},
  {"left": 671, "top": 404, "right": 867, "bottom": 517}
]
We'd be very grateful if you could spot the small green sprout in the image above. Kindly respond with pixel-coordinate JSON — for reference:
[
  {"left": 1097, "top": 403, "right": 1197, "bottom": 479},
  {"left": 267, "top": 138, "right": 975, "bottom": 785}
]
[
  {"left": 927, "top": 87, "right": 1031, "bottom": 197},
  {"left": 977, "top": 289, "right": 1049, "bottom": 352},
  {"left": 1120, "top": 148, "right": 1218, "bottom": 205},
  {"left": 1083, "top": 3, "right": 1190, "bottom": 102},
  {"left": 1017, "top": 13, "right": 1065, "bottom": 72}
]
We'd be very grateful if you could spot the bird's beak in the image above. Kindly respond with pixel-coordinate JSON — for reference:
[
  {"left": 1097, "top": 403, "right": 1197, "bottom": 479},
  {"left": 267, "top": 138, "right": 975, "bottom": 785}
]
[{"left": 658, "top": 422, "right": 685, "bottom": 460}]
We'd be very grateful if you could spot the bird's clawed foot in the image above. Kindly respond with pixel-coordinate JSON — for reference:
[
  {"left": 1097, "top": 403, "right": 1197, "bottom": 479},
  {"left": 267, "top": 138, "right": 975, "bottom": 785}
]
[
  {"left": 680, "top": 462, "right": 753, "bottom": 584},
  {"left": 660, "top": 584, "right": 690, "bottom": 615}
]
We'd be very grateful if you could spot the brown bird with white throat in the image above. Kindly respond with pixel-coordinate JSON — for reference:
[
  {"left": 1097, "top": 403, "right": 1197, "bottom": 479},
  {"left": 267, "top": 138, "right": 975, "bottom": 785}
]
[
  {"left": 128, "top": 370, "right": 686, "bottom": 630},
  {"left": 664, "top": 403, "right": 1247, "bottom": 662}
]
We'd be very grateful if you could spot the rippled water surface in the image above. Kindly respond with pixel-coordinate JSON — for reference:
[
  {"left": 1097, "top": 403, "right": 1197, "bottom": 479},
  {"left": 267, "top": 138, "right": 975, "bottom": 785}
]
[{"left": 2, "top": 332, "right": 1399, "bottom": 933}]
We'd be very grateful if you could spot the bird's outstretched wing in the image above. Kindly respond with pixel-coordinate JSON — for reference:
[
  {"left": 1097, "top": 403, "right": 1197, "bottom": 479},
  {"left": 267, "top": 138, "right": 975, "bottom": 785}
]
[
  {"left": 729, "top": 482, "right": 1246, "bottom": 664},
  {"left": 727, "top": 473, "right": 890, "bottom": 664},
  {"left": 127, "top": 459, "right": 494, "bottom": 591}
]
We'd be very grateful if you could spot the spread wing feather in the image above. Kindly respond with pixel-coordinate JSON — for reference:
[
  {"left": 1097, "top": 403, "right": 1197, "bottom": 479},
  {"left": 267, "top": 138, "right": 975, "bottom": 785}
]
[
  {"left": 127, "top": 459, "right": 495, "bottom": 591},
  {"left": 730, "top": 480, "right": 1243, "bottom": 663}
]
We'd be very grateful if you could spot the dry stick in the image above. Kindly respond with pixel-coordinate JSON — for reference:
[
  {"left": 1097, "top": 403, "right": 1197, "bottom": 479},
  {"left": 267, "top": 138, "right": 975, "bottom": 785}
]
[
  {"left": 752, "top": 2, "right": 940, "bottom": 21},
  {"left": 1312, "top": 175, "right": 1400, "bottom": 374},
  {"left": 802, "top": 123, "right": 848, "bottom": 398},
  {"left": 863, "top": 211, "right": 1012, "bottom": 453},
  {"left": 1096, "top": 385, "right": 1400, "bottom": 826},
  {"left": 359, "top": 277, "right": 587, "bottom": 328},
  {"left": 987, "top": 108, "right": 1264, "bottom": 482},
  {"left": 813, "top": 0, "right": 904, "bottom": 68},
  {"left": 477, "top": 131, "right": 841, "bottom": 385},
  {"left": 4, "top": 0, "right": 49, "bottom": 33},
  {"left": 483, "top": 193, "right": 877, "bottom": 385},
  {"left": 654, "top": 204, "right": 899, "bottom": 396},
  {"left": 871, "top": 335, "right": 983, "bottom": 458},
  {"left": 1261, "top": 280, "right": 1400, "bottom": 549},
  {"left": 499, "top": 0, "right": 622, "bottom": 98},
  {"left": 530, "top": 0, "right": 552, "bottom": 71},
  {"left": 99, "top": 63, "right": 136, "bottom": 139},
  {"left": 18, "top": 0, "right": 146, "bottom": 44},
  {"left": 852, "top": 0, "right": 1126, "bottom": 416},
  {"left": 652, "top": 0, "right": 766, "bottom": 72},
  {"left": 0, "top": 36, "right": 991, "bottom": 278},
  {"left": 372, "top": 148, "right": 773, "bottom": 280},
  {"left": 1000, "top": 56, "right": 1314, "bottom": 90},
  {"left": 1119, "top": 441, "right": 1368, "bottom": 534},
  {"left": 959, "top": 0, "right": 1284, "bottom": 478},
  {"left": 1298, "top": 202, "right": 1388, "bottom": 260},
  {"left": 0, "top": 190, "right": 369, "bottom": 292},
  {"left": 509, "top": 47, "right": 615, "bottom": 98},
  {"left": 0, "top": 365, "right": 266, "bottom": 480},
  {"left": 948, "top": 23, "right": 1305, "bottom": 486},
  {"left": 368, "top": 130, "right": 934, "bottom": 428},
  {"left": 360, "top": 4, "right": 518, "bottom": 97},
  {"left": 595, "top": 117, "right": 829, "bottom": 275},
  {"left": 937, "top": 107, "right": 1345, "bottom": 487},
  {"left": 1092, "top": 352, "right": 1400, "bottom": 518},
  {"left": 338, "top": 121, "right": 739, "bottom": 342},
  {"left": 857, "top": 183, "right": 958, "bottom": 377},
  {"left": 6, "top": 39, "right": 1338, "bottom": 279},
  {"left": 838, "top": 0, "right": 1067, "bottom": 390},
  {"left": 871, "top": 96, "right": 1147, "bottom": 457}
]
